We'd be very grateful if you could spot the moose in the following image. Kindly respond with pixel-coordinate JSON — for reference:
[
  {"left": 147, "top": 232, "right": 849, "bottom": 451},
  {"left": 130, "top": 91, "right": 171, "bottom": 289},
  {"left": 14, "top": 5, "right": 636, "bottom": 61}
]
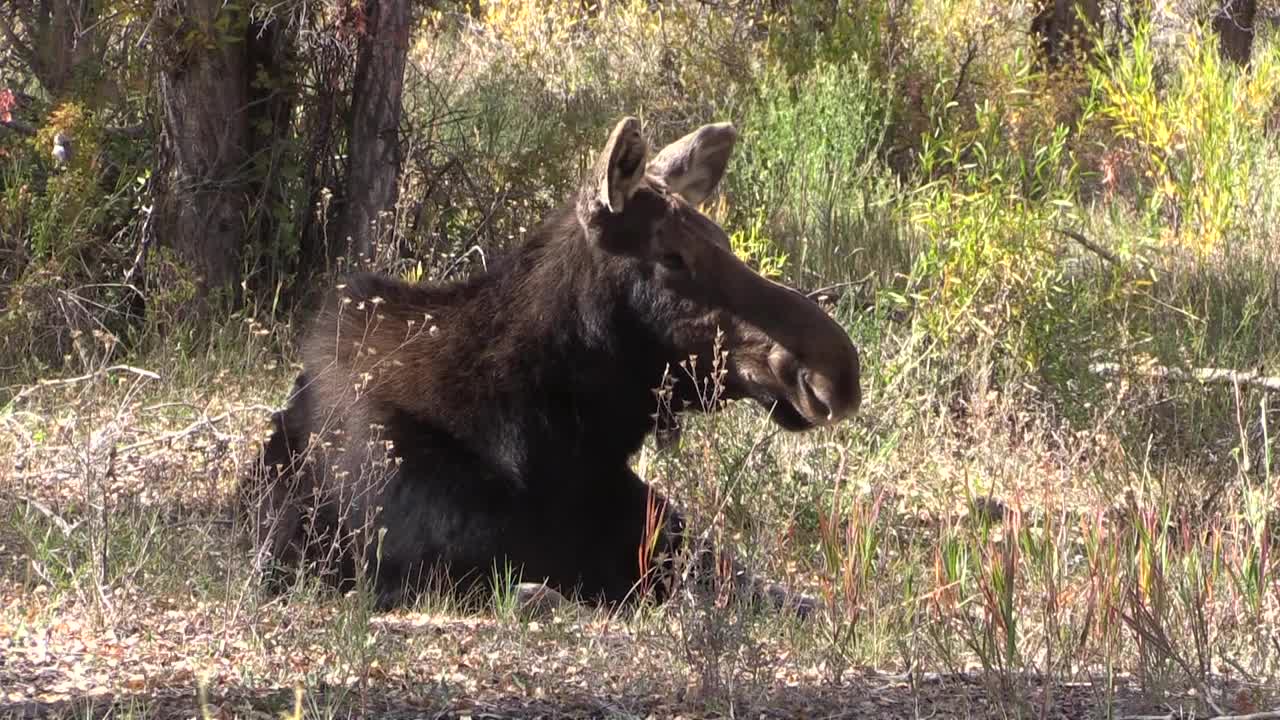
[{"left": 244, "top": 116, "right": 862, "bottom": 614}]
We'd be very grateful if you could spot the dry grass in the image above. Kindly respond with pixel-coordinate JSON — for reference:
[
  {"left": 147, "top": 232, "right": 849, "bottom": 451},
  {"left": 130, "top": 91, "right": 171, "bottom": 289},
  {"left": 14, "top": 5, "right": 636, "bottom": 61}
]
[
  {"left": 3, "top": 7, "right": 1280, "bottom": 719},
  {"left": 2, "top": 322, "right": 1277, "bottom": 719}
]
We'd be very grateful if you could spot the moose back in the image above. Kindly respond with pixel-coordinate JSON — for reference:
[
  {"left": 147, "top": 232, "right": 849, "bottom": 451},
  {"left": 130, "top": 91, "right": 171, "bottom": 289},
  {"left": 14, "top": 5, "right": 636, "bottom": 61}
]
[{"left": 244, "top": 116, "right": 862, "bottom": 611}]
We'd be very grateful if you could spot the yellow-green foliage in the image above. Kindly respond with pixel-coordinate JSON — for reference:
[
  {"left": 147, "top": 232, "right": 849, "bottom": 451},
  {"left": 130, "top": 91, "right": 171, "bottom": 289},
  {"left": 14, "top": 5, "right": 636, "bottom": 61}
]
[
  {"left": 705, "top": 197, "right": 789, "bottom": 280},
  {"left": 908, "top": 79, "right": 1079, "bottom": 368},
  {"left": 1089, "top": 22, "right": 1280, "bottom": 254},
  {"left": 1, "top": 98, "right": 156, "bottom": 376},
  {"left": 468, "top": 0, "right": 591, "bottom": 68},
  {"left": 723, "top": 57, "right": 892, "bottom": 286},
  {"left": 902, "top": 0, "right": 1028, "bottom": 108},
  {"left": 462, "top": 0, "right": 746, "bottom": 111},
  {"left": 30, "top": 102, "right": 108, "bottom": 256},
  {"left": 401, "top": 0, "right": 761, "bottom": 263},
  {"left": 764, "top": 0, "right": 887, "bottom": 78}
]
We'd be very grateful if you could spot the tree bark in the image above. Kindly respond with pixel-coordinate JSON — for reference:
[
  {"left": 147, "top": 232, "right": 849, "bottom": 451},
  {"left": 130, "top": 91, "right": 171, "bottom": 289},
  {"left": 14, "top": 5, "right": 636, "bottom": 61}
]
[
  {"left": 1213, "top": 0, "right": 1257, "bottom": 67},
  {"left": 1030, "top": 0, "right": 1102, "bottom": 68},
  {"left": 1, "top": 0, "right": 112, "bottom": 99},
  {"left": 157, "top": 1, "right": 253, "bottom": 313},
  {"left": 339, "top": 0, "right": 413, "bottom": 266},
  {"left": 242, "top": 15, "right": 301, "bottom": 299}
]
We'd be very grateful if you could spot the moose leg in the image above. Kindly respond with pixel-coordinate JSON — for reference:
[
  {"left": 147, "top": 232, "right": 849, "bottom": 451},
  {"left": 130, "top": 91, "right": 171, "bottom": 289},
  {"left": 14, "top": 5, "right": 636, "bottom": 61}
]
[
  {"left": 584, "top": 467, "right": 820, "bottom": 617},
  {"left": 243, "top": 416, "right": 311, "bottom": 595}
]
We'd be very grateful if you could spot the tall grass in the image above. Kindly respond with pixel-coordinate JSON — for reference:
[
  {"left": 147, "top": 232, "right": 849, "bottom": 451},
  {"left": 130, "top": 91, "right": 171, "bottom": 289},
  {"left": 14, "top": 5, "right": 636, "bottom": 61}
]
[
  {"left": 3, "top": 0, "right": 1280, "bottom": 716},
  {"left": 721, "top": 58, "right": 904, "bottom": 289}
]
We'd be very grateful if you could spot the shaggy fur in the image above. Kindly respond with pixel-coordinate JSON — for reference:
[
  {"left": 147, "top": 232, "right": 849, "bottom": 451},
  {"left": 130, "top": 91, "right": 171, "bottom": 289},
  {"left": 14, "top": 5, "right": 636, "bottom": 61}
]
[{"left": 245, "top": 118, "right": 861, "bottom": 610}]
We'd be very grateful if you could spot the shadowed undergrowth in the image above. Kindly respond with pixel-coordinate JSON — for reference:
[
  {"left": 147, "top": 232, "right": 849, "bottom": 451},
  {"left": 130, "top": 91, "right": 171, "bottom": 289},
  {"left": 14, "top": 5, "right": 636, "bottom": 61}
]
[
  {"left": 3, "top": 2, "right": 1280, "bottom": 718},
  {"left": 1, "top": 290, "right": 1277, "bottom": 718}
]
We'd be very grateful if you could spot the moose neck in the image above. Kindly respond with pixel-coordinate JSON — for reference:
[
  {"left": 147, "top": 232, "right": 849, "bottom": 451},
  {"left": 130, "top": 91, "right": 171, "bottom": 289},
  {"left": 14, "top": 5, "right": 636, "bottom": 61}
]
[{"left": 440, "top": 204, "right": 669, "bottom": 482}]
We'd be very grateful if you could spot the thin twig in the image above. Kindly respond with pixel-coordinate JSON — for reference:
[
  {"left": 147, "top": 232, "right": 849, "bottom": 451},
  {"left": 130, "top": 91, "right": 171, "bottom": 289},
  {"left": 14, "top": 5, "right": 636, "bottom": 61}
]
[
  {"left": 11, "top": 365, "right": 160, "bottom": 403},
  {"left": 805, "top": 279, "right": 872, "bottom": 300},
  {"left": 104, "top": 123, "right": 149, "bottom": 139},
  {"left": 1052, "top": 226, "right": 1124, "bottom": 268},
  {"left": 1121, "top": 589, "right": 1227, "bottom": 716},
  {"left": 950, "top": 38, "right": 980, "bottom": 107},
  {"left": 1119, "top": 711, "right": 1280, "bottom": 720},
  {"left": 115, "top": 404, "right": 276, "bottom": 454},
  {"left": 124, "top": 196, "right": 155, "bottom": 287},
  {"left": 12, "top": 404, "right": 277, "bottom": 483},
  {"left": 439, "top": 244, "right": 489, "bottom": 280},
  {"left": 1090, "top": 362, "right": 1280, "bottom": 393}
]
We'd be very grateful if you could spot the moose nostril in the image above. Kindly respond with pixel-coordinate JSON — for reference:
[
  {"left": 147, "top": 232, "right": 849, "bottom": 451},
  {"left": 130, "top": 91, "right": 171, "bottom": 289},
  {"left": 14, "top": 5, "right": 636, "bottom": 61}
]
[{"left": 799, "top": 370, "right": 834, "bottom": 421}]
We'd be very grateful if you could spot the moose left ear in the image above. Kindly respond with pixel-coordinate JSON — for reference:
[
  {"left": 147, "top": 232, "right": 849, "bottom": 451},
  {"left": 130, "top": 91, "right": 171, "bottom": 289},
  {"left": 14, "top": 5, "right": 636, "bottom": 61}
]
[
  {"left": 647, "top": 122, "right": 737, "bottom": 206},
  {"left": 582, "top": 116, "right": 649, "bottom": 217},
  {"left": 577, "top": 117, "right": 649, "bottom": 239}
]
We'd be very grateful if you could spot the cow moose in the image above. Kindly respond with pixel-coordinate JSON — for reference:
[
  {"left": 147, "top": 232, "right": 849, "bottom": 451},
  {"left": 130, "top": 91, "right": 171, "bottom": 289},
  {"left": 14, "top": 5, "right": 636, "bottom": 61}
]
[{"left": 244, "top": 116, "right": 862, "bottom": 614}]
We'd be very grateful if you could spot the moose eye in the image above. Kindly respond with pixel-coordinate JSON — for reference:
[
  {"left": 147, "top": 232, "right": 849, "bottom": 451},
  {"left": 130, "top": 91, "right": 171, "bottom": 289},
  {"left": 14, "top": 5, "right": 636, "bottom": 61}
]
[{"left": 658, "top": 252, "right": 687, "bottom": 272}]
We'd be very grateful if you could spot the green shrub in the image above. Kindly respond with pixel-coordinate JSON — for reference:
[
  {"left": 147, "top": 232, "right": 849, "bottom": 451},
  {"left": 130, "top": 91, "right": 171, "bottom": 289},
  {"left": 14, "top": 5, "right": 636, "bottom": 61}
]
[
  {"left": 0, "top": 101, "right": 155, "bottom": 385},
  {"left": 403, "top": 0, "right": 761, "bottom": 267},
  {"left": 724, "top": 58, "right": 901, "bottom": 287},
  {"left": 1086, "top": 19, "right": 1280, "bottom": 256},
  {"left": 764, "top": 0, "right": 889, "bottom": 80}
]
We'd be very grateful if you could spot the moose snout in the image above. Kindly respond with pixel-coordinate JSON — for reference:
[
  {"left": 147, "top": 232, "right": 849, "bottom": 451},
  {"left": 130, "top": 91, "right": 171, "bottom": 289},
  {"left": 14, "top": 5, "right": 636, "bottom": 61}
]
[
  {"left": 801, "top": 350, "right": 861, "bottom": 424},
  {"left": 797, "top": 370, "right": 832, "bottom": 420},
  {"left": 769, "top": 342, "right": 861, "bottom": 427},
  {"left": 721, "top": 257, "right": 863, "bottom": 429}
]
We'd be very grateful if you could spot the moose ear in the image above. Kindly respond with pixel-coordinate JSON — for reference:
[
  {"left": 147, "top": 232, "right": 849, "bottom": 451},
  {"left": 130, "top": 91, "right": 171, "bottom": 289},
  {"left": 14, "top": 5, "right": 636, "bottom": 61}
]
[
  {"left": 579, "top": 117, "right": 649, "bottom": 228},
  {"left": 646, "top": 122, "right": 737, "bottom": 207}
]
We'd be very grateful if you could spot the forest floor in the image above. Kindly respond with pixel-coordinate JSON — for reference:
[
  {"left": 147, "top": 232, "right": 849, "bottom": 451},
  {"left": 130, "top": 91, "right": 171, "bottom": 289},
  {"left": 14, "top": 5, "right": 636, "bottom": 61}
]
[{"left": 1, "top": 349, "right": 1277, "bottom": 720}]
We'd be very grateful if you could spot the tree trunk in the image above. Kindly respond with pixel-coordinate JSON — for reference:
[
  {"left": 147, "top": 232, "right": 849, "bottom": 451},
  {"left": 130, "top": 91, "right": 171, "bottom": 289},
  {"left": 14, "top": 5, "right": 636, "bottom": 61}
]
[
  {"left": 339, "top": 0, "right": 413, "bottom": 267},
  {"left": 293, "top": 6, "right": 352, "bottom": 290},
  {"left": 242, "top": 15, "right": 301, "bottom": 300},
  {"left": 1, "top": 0, "right": 112, "bottom": 100},
  {"left": 1031, "top": 0, "right": 1102, "bottom": 68},
  {"left": 40, "top": 0, "right": 79, "bottom": 96},
  {"left": 1213, "top": 0, "right": 1257, "bottom": 67},
  {"left": 157, "top": 1, "right": 252, "bottom": 314}
]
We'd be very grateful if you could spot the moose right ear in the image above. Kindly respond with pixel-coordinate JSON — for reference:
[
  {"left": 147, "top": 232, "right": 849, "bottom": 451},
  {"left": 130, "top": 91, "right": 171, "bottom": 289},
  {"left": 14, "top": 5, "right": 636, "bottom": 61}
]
[
  {"left": 647, "top": 122, "right": 737, "bottom": 207},
  {"left": 577, "top": 117, "right": 649, "bottom": 233}
]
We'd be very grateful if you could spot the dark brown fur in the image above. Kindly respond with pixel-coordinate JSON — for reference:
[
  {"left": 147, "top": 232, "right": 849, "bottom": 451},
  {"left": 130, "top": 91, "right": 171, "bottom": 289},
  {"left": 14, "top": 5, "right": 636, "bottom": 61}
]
[{"left": 244, "top": 117, "right": 861, "bottom": 610}]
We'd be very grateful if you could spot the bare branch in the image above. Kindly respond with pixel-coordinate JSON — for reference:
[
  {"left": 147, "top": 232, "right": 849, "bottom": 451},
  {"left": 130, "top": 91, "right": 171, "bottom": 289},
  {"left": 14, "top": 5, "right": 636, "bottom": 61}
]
[
  {"left": 1, "top": 118, "right": 37, "bottom": 136},
  {"left": 1053, "top": 226, "right": 1124, "bottom": 268},
  {"left": 3, "top": 113, "right": 138, "bottom": 140},
  {"left": 805, "top": 279, "right": 872, "bottom": 301},
  {"left": 10, "top": 365, "right": 161, "bottom": 404},
  {"left": 115, "top": 404, "right": 276, "bottom": 455},
  {"left": 1120, "top": 710, "right": 1280, "bottom": 720},
  {"left": 1090, "top": 362, "right": 1280, "bottom": 392},
  {"left": 12, "top": 494, "right": 82, "bottom": 535},
  {"left": 105, "top": 123, "right": 148, "bottom": 139}
]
